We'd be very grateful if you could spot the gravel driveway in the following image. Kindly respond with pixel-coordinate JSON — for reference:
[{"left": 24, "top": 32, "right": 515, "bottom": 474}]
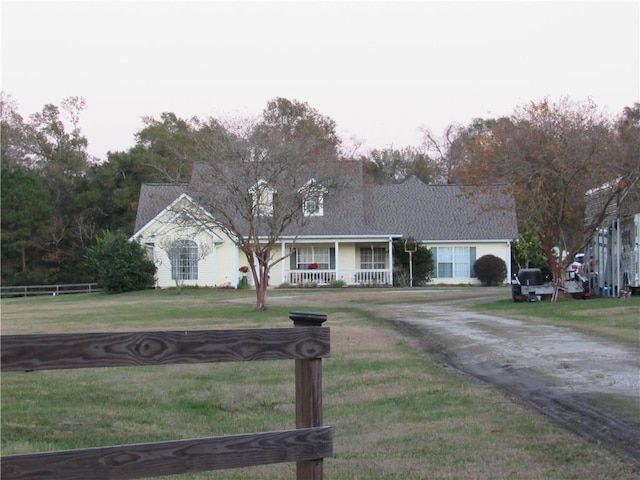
[
  {"left": 370, "top": 293, "right": 640, "bottom": 464},
  {"left": 272, "top": 287, "right": 640, "bottom": 463}
]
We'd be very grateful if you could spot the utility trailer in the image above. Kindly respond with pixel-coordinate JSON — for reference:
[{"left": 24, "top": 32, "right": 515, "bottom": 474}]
[
  {"left": 589, "top": 212, "right": 640, "bottom": 297},
  {"left": 511, "top": 268, "right": 590, "bottom": 302},
  {"left": 620, "top": 213, "right": 640, "bottom": 296}
]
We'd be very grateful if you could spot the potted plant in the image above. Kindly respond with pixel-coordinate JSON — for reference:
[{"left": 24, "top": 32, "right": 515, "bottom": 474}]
[{"left": 238, "top": 265, "right": 249, "bottom": 287}]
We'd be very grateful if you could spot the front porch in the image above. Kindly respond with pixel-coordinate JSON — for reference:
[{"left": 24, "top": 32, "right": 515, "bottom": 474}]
[{"left": 278, "top": 238, "right": 395, "bottom": 287}]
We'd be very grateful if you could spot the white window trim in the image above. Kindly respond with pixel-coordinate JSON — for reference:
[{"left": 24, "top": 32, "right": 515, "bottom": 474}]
[
  {"left": 170, "top": 239, "right": 198, "bottom": 280},
  {"left": 300, "top": 179, "right": 327, "bottom": 217},
  {"left": 433, "top": 246, "right": 474, "bottom": 279},
  {"left": 360, "top": 246, "right": 387, "bottom": 270},
  {"left": 303, "top": 194, "right": 324, "bottom": 216},
  {"left": 296, "top": 246, "right": 330, "bottom": 269},
  {"left": 249, "top": 179, "right": 275, "bottom": 216}
]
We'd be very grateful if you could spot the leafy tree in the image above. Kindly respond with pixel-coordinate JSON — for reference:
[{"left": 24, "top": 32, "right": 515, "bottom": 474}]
[
  {"left": 71, "top": 112, "right": 210, "bottom": 241},
  {"left": 441, "top": 98, "right": 634, "bottom": 293},
  {"left": 27, "top": 97, "right": 90, "bottom": 177},
  {"left": 85, "top": 231, "right": 156, "bottom": 293},
  {"left": 614, "top": 103, "right": 640, "bottom": 211},
  {"left": 408, "top": 150, "right": 444, "bottom": 185},
  {"left": 134, "top": 112, "right": 210, "bottom": 182},
  {"left": 3, "top": 97, "right": 93, "bottom": 282},
  {"left": 1, "top": 97, "right": 220, "bottom": 285},
  {"left": 392, "top": 240, "right": 433, "bottom": 286},
  {"left": 362, "top": 147, "right": 442, "bottom": 185},
  {"left": 511, "top": 226, "right": 547, "bottom": 270},
  {"left": 0, "top": 93, "right": 31, "bottom": 169},
  {"left": 73, "top": 149, "right": 167, "bottom": 236},
  {"left": 422, "top": 119, "right": 510, "bottom": 184},
  {"left": 259, "top": 97, "right": 341, "bottom": 159},
  {"left": 474, "top": 254, "right": 507, "bottom": 286},
  {"left": 1, "top": 167, "right": 53, "bottom": 283},
  {"left": 183, "top": 98, "right": 344, "bottom": 311}
]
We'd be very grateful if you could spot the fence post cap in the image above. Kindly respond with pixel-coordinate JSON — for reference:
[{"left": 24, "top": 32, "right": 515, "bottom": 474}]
[{"left": 289, "top": 311, "right": 327, "bottom": 326}]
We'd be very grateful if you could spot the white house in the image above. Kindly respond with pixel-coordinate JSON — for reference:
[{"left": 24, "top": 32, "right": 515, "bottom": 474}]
[{"left": 131, "top": 161, "right": 518, "bottom": 288}]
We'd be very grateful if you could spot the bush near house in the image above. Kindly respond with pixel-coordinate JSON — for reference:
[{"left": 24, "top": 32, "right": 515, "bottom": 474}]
[
  {"left": 474, "top": 254, "right": 507, "bottom": 286},
  {"left": 392, "top": 241, "right": 433, "bottom": 286},
  {"left": 85, "top": 231, "right": 156, "bottom": 293}
]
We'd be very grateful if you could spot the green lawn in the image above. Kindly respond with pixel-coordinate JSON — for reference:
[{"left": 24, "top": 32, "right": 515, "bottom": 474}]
[
  {"left": 2, "top": 289, "right": 638, "bottom": 479},
  {"left": 474, "top": 295, "right": 640, "bottom": 344}
]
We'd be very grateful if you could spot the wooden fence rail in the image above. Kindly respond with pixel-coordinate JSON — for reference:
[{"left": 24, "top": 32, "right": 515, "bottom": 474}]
[
  {"left": 0, "top": 312, "right": 332, "bottom": 480},
  {"left": 0, "top": 283, "right": 103, "bottom": 298}
]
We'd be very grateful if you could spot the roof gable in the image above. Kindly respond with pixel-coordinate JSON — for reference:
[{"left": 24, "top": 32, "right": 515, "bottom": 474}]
[
  {"left": 132, "top": 192, "right": 223, "bottom": 243},
  {"left": 133, "top": 183, "right": 188, "bottom": 234}
]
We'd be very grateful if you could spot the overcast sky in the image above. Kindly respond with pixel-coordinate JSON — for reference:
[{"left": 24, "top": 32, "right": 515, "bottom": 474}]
[{"left": 2, "top": 0, "right": 639, "bottom": 161}]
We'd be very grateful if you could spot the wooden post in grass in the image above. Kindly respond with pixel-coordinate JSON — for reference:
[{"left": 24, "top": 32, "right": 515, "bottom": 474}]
[{"left": 290, "top": 311, "right": 327, "bottom": 480}]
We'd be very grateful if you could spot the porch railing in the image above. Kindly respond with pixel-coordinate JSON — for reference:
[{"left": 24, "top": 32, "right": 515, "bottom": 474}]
[{"left": 286, "top": 269, "right": 390, "bottom": 286}]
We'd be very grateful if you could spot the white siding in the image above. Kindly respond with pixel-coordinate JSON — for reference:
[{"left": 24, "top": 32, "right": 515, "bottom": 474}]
[{"left": 428, "top": 241, "right": 512, "bottom": 285}]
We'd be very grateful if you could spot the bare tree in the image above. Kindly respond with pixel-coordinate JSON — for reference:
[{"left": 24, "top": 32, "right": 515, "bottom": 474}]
[
  {"left": 178, "top": 98, "right": 346, "bottom": 310},
  {"left": 421, "top": 122, "right": 471, "bottom": 184}
]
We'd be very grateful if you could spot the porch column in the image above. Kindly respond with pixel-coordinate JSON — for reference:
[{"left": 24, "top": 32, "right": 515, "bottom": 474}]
[
  {"left": 234, "top": 246, "right": 240, "bottom": 290},
  {"left": 281, "top": 241, "right": 287, "bottom": 284},
  {"left": 506, "top": 240, "right": 512, "bottom": 283},
  {"left": 334, "top": 240, "right": 339, "bottom": 281},
  {"left": 615, "top": 217, "right": 621, "bottom": 296},
  {"left": 388, "top": 237, "right": 394, "bottom": 286}
]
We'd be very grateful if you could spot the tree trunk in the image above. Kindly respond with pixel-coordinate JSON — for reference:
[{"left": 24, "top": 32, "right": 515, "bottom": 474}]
[
  {"left": 254, "top": 281, "right": 267, "bottom": 311},
  {"left": 542, "top": 244, "right": 565, "bottom": 302},
  {"left": 253, "top": 263, "right": 272, "bottom": 311},
  {"left": 21, "top": 246, "right": 27, "bottom": 274}
]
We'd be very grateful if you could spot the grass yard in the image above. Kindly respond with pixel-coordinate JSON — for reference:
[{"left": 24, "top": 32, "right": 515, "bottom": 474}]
[
  {"left": 2, "top": 288, "right": 639, "bottom": 479},
  {"left": 473, "top": 295, "right": 640, "bottom": 345}
]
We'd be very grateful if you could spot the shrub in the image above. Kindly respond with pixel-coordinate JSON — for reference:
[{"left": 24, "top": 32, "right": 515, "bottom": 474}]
[
  {"left": 474, "top": 254, "right": 507, "bottom": 286},
  {"left": 85, "top": 231, "right": 156, "bottom": 293},
  {"left": 392, "top": 240, "right": 433, "bottom": 286},
  {"left": 329, "top": 279, "right": 346, "bottom": 288}
]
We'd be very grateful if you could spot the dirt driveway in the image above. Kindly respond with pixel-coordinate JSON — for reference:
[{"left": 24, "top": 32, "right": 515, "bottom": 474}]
[
  {"left": 275, "top": 287, "right": 640, "bottom": 464},
  {"left": 367, "top": 289, "right": 640, "bottom": 465}
]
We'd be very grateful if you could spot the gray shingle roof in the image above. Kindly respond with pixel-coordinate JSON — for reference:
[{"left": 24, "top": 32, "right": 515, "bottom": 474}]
[
  {"left": 133, "top": 183, "right": 188, "bottom": 234},
  {"left": 280, "top": 160, "right": 390, "bottom": 237},
  {"left": 134, "top": 169, "right": 518, "bottom": 241},
  {"left": 364, "top": 176, "right": 518, "bottom": 241}
]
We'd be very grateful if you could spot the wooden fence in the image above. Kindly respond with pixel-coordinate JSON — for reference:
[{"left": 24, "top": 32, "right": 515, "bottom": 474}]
[
  {"left": 0, "top": 283, "right": 103, "bottom": 298},
  {"left": 0, "top": 312, "right": 332, "bottom": 480}
]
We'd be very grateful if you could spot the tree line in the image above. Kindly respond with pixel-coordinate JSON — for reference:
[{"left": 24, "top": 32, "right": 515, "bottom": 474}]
[{"left": 1, "top": 93, "right": 638, "bottom": 290}]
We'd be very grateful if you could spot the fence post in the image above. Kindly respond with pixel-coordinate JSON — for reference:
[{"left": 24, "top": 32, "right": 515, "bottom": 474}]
[{"left": 290, "top": 311, "right": 327, "bottom": 480}]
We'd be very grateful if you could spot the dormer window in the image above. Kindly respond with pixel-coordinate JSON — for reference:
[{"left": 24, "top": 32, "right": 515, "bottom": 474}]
[
  {"left": 300, "top": 179, "right": 327, "bottom": 217},
  {"left": 249, "top": 179, "right": 275, "bottom": 216},
  {"left": 304, "top": 195, "right": 322, "bottom": 215}
]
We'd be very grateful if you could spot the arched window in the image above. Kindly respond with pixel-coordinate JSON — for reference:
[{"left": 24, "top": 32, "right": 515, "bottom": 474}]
[{"left": 170, "top": 239, "right": 198, "bottom": 280}]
